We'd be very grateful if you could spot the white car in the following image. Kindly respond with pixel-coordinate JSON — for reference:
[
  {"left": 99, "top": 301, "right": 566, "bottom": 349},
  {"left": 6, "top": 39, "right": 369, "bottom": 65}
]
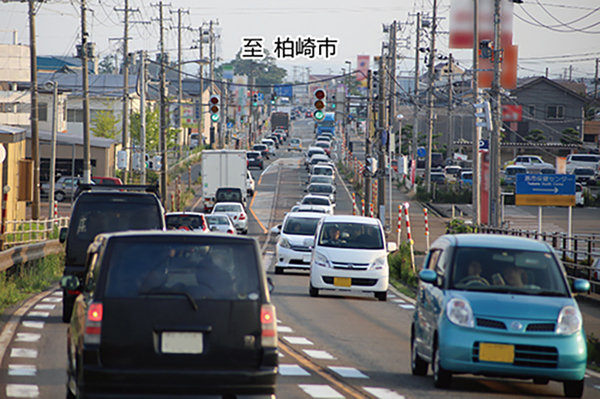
[
  {"left": 212, "top": 202, "right": 248, "bottom": 234},
  {"left": 205, "top": 213, "right": 237, "bottom": 234},
  {"left": 261, "top": 139, "right": 277, "bottom": 157},
  {"left": 305, "top": 183, "right": 335, "bottom": 203},
  {"left": 310, "top": 164, "right": 335, "bottom": 178},
  {"left": 300, "top": 194, "right": 334, "bottom": 215},
  {"left": 288, "top": 137, "right": 302, "bottom": 151},
  {"left": 246, "top": 170, "right": 255, "bottom": 196},
  {"left": 504, "top": 155, "right": 553, "bottom": 173},
  {"left": 272, "top": 212, "right": 324, "bottom": 274},
  {"left": 290, "top": 204, "right": 329, "bottom": 214},
  {"left": 309, "top": 215, "right": 397, "bottom": 301},
  {"left": 304, "top": 147, "right": 326, "bottom": 166},
  {"left": 576, "top": 182, "right": 584, "bottom": 206},
  {"left": 307, "top": 175, "right": 335, "bottom": 186}
]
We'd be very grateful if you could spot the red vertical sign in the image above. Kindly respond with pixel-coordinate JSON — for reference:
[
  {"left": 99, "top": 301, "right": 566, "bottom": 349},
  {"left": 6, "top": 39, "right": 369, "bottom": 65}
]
[{"left": 480, "top": 152, "right": 490, "bottom": 225}]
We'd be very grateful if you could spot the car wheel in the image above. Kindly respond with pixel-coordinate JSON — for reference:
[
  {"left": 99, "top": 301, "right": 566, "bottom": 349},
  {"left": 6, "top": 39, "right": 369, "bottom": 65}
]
[
  {"left": 432, "top": 340, "right": 452, "bottom": 388},
  {"left": 55, "top": 191, "right": 65, "bottom": 202},
  {"left": 309, "top": 283, "right": 319, "bottom": 297},
  {"left": 374, "top": 291, "right": 387, "bottom": 301},
  {"left": 411, "top": 330, "right": 428, "bottom": 376},
  {"left": 62, "top": 295, "right": 74, "bottom": 323},
  {"left": 242, "top": 228, "right": 248, "bottom": 235},
  {"left": 533, "top": 378, "right": 549, "bottom": 385},
  {"left": 275, "top": 267, "right": 284, "bottom": 275},
  {"left": 563, "top": 379, "right": 584, "bottom": 398}
]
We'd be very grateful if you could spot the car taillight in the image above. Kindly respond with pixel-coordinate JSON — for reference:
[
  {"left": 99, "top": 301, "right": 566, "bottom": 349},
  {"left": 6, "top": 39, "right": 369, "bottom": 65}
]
[
  {"left": 227, "top": 229, "right": 234, "bottom": 234},
  {"left": 261, "top": 304, "right": 277, "bottom": 348},
  {"left": 84, "top": 302, "right": 103, "bottom": 345},
  {"left": 67, "top": 290, "right": 81, "bottom": 296},
  {"left": 239, "top": 213, "right": 246, "bottom": 220}
]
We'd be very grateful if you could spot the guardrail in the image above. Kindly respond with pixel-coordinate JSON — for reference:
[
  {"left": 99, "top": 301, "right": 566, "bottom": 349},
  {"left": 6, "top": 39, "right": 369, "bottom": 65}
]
[
  {"left": 0, "top": 239, "right": 64, "bottom": 273},
  {"left": 3, "top": 217, "right": 70, "bottom": 249}
]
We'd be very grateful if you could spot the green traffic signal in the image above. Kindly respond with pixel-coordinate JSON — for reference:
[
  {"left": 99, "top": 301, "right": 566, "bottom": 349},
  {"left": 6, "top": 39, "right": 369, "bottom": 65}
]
[
  {"left": 313, "top": 110, "right": 325, "bottom": 121},
  {"left": 211, "top": 113, "right": 220, "bottom": 122}
]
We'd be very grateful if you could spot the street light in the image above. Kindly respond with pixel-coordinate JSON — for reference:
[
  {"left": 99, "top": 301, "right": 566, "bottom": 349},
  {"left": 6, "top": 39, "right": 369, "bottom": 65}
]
[{"left": 44, "top": 80, "right": 58, "bottom": 220}]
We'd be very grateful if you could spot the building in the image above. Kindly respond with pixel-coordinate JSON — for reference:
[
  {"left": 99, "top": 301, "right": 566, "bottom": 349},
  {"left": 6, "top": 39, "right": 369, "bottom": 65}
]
[{"left": 0, "top": 43, "right": 30, "bottom": 126}]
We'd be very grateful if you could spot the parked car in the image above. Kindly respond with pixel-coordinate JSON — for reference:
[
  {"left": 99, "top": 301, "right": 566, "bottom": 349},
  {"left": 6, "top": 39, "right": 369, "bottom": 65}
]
[
  {"left": 503, "top": 165, "right": 528, "bottom": 186},
  {"left": 305, "top": 183, "right": 336, "bottom": 203},
  {"left": 246, "top": 151, "right": 264, "bottom": 170},
  {"left": 411, "top": 234, "right": 590, "bottom": 397},
  {"left": 91, "top": 176, "right": 123, "bottom": 186},
  {"left": 459, "top": 171, "right": 473, "bottom": 185},
  {"left": 566, "top": 154, "right": 600, "bottom": 174},
  {"left": 212, "top": 202, "right": 248, "bottom": 234},
  {"left": 504, "top": 155, "right": 553, "bottom": 173},
  {"left": 40, "top": 176, "right": 88, "bottom": 202},
  {"left": 300, "top": 194, "right": 335, "bottom": 215},
  {"left": 252, "top": 144, "right": 270, "bottom": 160},
  {"left": 247, "top": 170, "right": 255, "bottom": 196},
  {"left": 272, "top": 212, "right": 324, "bottom": 274},
  {"left": 61, "top": 231, "right": 277, "bottom": 399},
  {"left": 309, "top": 215, "right": 397, "bottom": 301},
  {"left": 431, "top": 172, "right": 446, "bottom": 185},
  {"left": 165, "top": 212, "right": 208, "bottom": 233},
  {"left": 576, "top": 183, "right": 584, "bottom": 207},
  {"left": 444, "top": 165, "right": 461, "bottom": 177},
  {"left": 205, "top": 213, "right": 237, "bottom": 234},
  {"left": 572, "top": 167, "right": 596, "bottom": 186},
  {"left": 288, "top": 137, "right": 302, "bottom": 151}
]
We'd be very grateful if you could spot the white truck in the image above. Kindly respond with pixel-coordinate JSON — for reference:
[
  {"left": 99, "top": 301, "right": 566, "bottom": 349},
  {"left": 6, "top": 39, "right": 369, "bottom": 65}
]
[{"left": 201, "top": 150, "right": 247, "bottom": 213}]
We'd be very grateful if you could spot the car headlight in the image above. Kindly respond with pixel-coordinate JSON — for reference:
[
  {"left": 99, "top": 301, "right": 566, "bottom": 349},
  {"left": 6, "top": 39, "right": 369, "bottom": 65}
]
[
  {"left": 278, "top": 236, "right": 291, "bottom": 249},
  {"left": 446, "top": 298, "right": 474, "bottom": 328},
  {"left": 368, "top": 255, "right": 387, "bottom": 271},
  {"left": 314, "top": 252, "right": 331, "bottom": 268},
  {"left": 556, "top": 306, "right": 582, "bottom": 335}
]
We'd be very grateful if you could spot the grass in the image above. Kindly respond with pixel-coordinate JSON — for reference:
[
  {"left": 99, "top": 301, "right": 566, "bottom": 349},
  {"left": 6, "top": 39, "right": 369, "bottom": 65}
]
[{"left": 0, "top": 253, "right": 64, "bottom": 315}]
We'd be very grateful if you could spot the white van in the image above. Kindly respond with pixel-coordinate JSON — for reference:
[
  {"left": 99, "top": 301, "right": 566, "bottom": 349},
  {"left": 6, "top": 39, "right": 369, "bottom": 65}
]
[
  {"left": 566, "top": 154, "right": 600, "bottom": 174},
  {"left": 308, "top": 215, "right": 397, "bottom": 301}
]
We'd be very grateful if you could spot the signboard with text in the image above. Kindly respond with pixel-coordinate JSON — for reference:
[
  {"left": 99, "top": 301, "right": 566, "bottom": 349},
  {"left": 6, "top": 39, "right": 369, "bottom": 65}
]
[{"left": 515, "top": 174, "right": 576, "bottom": 207}]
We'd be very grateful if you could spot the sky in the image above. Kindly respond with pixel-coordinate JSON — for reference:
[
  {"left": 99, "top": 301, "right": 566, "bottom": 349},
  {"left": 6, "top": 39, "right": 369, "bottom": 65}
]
[{"left": 1, "top": 0, "right": 599, "bottom": 82}]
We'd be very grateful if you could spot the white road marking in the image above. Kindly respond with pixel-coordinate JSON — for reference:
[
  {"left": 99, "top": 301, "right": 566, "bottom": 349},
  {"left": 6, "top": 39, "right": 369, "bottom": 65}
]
[
  {"left": 10, "top": 348, "right": 37, "bottom": 358},
  {"left": 282, "top": 336, "right": 314, "bottom": 345},
  {"left": 278, "top": 352, "right": 284, "bottom": 358},
  {"left": 26, "top": 312, "right": 49, "bottom": 318},
  {"left": 277, "top": 319, "right": 282, "bottom": 324},
  {"left": 277, "top": 326, "right": 294, "bottom": 333},
  {"left": 21, "top": 321, "right": 44, "bottom": 329},
  {"left": 399, "top": 304, "right": 415, "bottom": 310},
  {"left": 594, "top": 385, "right": 600, "bottom": 391},
  {"left": 41, "top": 297, "right": 61, "bottom": 303},
  {"left": 363, "top": 387, "right": 406, "bottom": 399},
  {"left": 279, "top": 364, "right": 311, "bottom": 376},
  {"left": 32, "top": 304, "right": 55, "bottom": 310},
  {"left": 303, "top": 349, "right": 336, "bottom": 360},
  {"left": 5, "top": 384, "right": 39, "bottom": 398},
  {"left": 51, "top": 291, "right": 62, "bottom": 296},
  {"left": 298, "top": 384, "right": 344, "bottom": 398},
  {"left": 328, "top": 366, "right": 368, "bottom": 379},
  {"left": 391, "top": 299, "right": 405, "bottom": 303},
  {"left": 14, "top": 333, "right": 40, "bottom": 343},
  {"left": 8, "top": 365, "right": 37, "bottom": 377},
  {"left": 388, "top": 294, "right": 396, "bottom": 298}
]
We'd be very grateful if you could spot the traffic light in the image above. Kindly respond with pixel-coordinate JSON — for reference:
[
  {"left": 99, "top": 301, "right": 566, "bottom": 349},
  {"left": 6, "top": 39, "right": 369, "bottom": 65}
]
[
  {"left": 209, "top": 94, "right": 220, "bottom": 122},
  {"left": 252, "top": 92, "right": 258, "bottom": 106},
  {"left": 270, "top": 93, "right": 276, "bottom": 105},
  {"left": 479, "top": 40, "right": 493, "bottom": 59},
  {"left": 313, "top": 88, "right": 326, "bottom": 121},
  {"left": 372, "top": 70, "right": 380, "bottom": 101},
  {"left": 474, "top": 100, "right": 492, "bottom": 131},
  {"left": 331, "top": 94, "right": 336, "bottom": 109}
]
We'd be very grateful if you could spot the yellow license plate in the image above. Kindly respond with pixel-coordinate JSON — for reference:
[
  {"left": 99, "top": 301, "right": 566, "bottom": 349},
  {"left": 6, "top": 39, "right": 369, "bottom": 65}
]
[
  {"left": 479, "top": 343, "right": 515, "bottom": 363},
  {"left": 333, "top": 277, "right": 351, "bottom": 287}
]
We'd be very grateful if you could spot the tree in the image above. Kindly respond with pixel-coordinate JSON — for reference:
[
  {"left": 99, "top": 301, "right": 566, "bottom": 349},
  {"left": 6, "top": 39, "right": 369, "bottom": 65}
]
[
  {"left": 98, "top": 55, "right": 116, "bottom": 75},
  {"left": 91, "top": 104, "right": 121, "bottom": 139},
  {"left": 130, "top": 105, "right": 179, "bottom": 153},
  {"left": 525, "top": 129, "right": 546, "bottom": 143},
  {"left": 560, "top": 128, "right": 582, "bottom": 145}
]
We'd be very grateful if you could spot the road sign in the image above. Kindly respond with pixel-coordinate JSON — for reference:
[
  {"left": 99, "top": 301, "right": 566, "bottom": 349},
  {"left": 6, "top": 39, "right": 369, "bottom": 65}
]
[
  {"left": 478, "top": 139, "right": 489, "bottom": 152},
  {"left": 515, "top": 174, "right": 576, "bottom": 206},
  {"left": 417, "top": 147, "right": 426, "bottom": 158},
  {"left": 274, "top": 84, "right": 293, "bottom": 97}
]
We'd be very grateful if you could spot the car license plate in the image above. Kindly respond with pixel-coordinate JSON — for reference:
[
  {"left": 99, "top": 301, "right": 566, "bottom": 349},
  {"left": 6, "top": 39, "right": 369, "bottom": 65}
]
[
  {"left": 479, "top": 342, "right": 514, "bottom": 363},
  {"left": 333, "top": 277, "right": 351, "bottom": 287},
  {"left": 303, "top": 255, "right": 311, "bottom": 263},
  {"left": 161, "top": 332, "right": 203, "bottom": 354}
]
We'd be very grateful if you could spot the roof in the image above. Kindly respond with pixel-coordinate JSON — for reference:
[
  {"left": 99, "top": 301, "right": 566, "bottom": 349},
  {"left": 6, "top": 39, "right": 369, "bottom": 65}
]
[
  {"left": 511, "top": 76, "right": 588, "bottom": 104},
  {"left": 19, "top": 72, "right": 138, "bottom": 97},
  {"left": 449, "top": 234, "right": 551, "bottom": 252},
  {"left": 321, "top": 215, "right": 380, "bottom": 225},
  {"left": 26, "top": 129, "right": 118, "bottom": 148}
]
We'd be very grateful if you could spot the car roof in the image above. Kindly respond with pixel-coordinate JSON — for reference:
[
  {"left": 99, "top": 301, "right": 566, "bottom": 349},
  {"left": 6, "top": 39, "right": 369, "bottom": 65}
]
[
  {"left": 214, "top": 201, "right": 244, "bottom": 206},
  {"left": 166, "top": 212, "right": 204, "bottom": 217},
  {"left": 96, "top": 230, "right": 254, "bottom": 242},
  {"left": 443, "top": 233, "right": 551, "bottom": 251},
  {"left": 321, "top": 215, "right": 381, "bottom": 225},
  {"left": 286, "top": 212, "right": 326, "bottom": 220}
]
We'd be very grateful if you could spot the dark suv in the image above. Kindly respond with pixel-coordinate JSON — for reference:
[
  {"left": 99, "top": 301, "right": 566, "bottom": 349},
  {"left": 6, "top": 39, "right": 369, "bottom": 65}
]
[
  {"left": 215, "top": 187, "right": 246, "bottom": 208},
  {"left": 61, "top": 231, "right": 277, "bottom": 398},
  {"left": 59, "top": 185, "right": 165, "bottom": 322}
]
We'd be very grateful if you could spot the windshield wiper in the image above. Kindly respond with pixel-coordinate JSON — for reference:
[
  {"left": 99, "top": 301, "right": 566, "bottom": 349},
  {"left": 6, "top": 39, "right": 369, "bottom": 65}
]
[
  {"left": 138, "top": 290, "right": 198, "bottom": 311},
  {"left": 536, "top": 290, "right": 568, "bottom": 297}
]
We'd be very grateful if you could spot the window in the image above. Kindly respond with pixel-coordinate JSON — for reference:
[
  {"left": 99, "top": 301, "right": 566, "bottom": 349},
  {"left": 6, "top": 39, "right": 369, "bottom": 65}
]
[
  {"left": 67, "top": 109, "right": 84, "bottom": 123},
  {"left": 38, "top": 103, "right": 48, "bottom": 122},
  {"left": 546, "top": 105, "right": 564, "bottom": 120},
  {"left": 527, "top": 105, "right": 535, "bottom": 117}
]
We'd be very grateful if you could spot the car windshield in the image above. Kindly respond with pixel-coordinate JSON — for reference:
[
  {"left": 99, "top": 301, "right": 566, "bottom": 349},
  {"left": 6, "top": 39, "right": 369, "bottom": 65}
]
[
  {"left": 313, "top": 167, "right": 333, "bottom": 176},
  {"left": 207, "top": 215, "right": 229, "bottom": 226},
  {"left": 247, "top": 152, "right": 260, "bottom": 158},
  {"left": 283, "top": 217, "right": 321, "bottom": 236},
  {"left": 308, "top": 185, "right": 333, "bottom": 194},
  {"left": 166, "top": 215, "right": 205, "bottom": 230},
  {"left": 450, "top": 247, "right": 568, "bottom": 296},
  {"left": 291, "top": 139, "right": 300, "bottom": 144},
  {"left": 316, "top": 142, "right": 330, "bottom": 148},
  {"left": 575, "top": 169, "right": 594, "bottom": 176},
  {"left": 214, "top": 204, "right": 242, "bottom": 213},
  {"left": 302, "top": 197, "right": 330, "bottom": 206},
  {"left": 104, "top": 239, "right": 260, "bottom": 301},
  {"left": 318, "top": 222, "right": 383, "bottom": 249}
]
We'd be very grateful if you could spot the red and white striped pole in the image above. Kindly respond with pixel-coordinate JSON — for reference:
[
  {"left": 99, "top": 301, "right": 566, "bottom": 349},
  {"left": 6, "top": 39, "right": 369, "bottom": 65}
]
[
  {"left": 397, "top": 204, "right": 403, "bottom": 248},
  {"left": 370, "top": 202, "right": 374, "bottom": 218},
  {"left": 54, "top": 203, "right": 58, "bottom": 220},
  {"left": 352, "top": 193, "right": 357, "bottom": 216},
  {"left": 1, "top": 191, "right": 7, "bottom": 235},
  {"left": 423, "top": 208, "right": 430, "bottom": 250},
  {"left": 404, "top": 203, "right": 415, "bottom": 272},
  {"left": 361, "top": 199, "right": 365, "bottom": 217}
]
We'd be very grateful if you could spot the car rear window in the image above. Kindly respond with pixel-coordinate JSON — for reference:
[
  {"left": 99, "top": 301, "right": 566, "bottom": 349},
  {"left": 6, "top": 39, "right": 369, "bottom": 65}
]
[
  {"left": 302, "top": 197, "right": 329, "bottom": 206},
  {"left": 283, "top": 217, "right": 321, "bottom": 235},
  {"left": 308, "top": 185, "right": 333, "bottom": 193},
  {"left": 207, "top": 215, "right": 230, "bottom": 225},
  {"left": 104, "top": 239, "right": 261, "bottom": 300},
  {"left": 214, "top": 204, "right": 242, "bottom": 213},
  {"left": 216, "top": 189, "right": 243, "bottom": 203},
  {"left": 166, "top": 215, "right": 206, "bottom": 231}
]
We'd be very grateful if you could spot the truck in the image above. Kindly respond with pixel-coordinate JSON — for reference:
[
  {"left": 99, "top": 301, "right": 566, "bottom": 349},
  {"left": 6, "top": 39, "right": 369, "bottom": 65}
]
[
  {"left": 270, "top": 111, "right": 290, "bottom": 136},
  {"left": 201, "top": 150, "right": 247, "bottom": 213},
  {"left": 315, "top": 112, "right": 335, "bottom": 136}
]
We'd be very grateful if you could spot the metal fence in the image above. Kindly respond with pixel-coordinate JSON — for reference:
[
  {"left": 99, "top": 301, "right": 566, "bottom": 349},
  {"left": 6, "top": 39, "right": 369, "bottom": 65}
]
[{"left": 4, "top": 217, "right": 70, "bottom": 248}]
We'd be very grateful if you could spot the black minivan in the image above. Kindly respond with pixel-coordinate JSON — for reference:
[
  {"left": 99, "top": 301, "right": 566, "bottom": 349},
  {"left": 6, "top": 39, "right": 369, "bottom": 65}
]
[{"left": 62, "top": 231, "right": 278, "bottom": 398}]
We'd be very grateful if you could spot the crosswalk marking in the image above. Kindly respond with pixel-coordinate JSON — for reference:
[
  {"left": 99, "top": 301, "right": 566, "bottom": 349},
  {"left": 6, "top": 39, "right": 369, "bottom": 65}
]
[
  {"left": 26, "top": 312, "right": 49, "bottom": 318},
  {"left": 391, "top": 299, "right": 405, "bottom": 303},
  {"left": 14, "top": 333, "right": 40, "bottom": 343},
  {"left": 328, "top": 366, "right": 368, "bottom": 379},
  {"left": 21, "top": 321, "right": 44, "bottom": 329},
  {"left": 399, "top": 304, "right": 415, "bottom": 310},
  {"left": 10, "top": 349, "right": 37, "bottom": 358},
  {"left": 41, "top": 297, "right": 61, "bottom": 303},
  {"left": 298, "top": 384, "right": 344, "bottom": 398},
  {"left": 51, "top": 291, "right": 62, "bottom": 296},
  {"left": 283, "top": 336, "right": 314, "bottom": 345},
  {"left": 303, "top": 349, "right": 336, "bottom": 360},
  {"left": 277, "top": 326, "right": 294, "bottom": 333},
  {"left": 364, "top": 387, "right": 406, "bottom": 399},
  {"left": 388, "top": 294, "right": 396, "bottom": 298},
  {"left": 6, "top": 384, "right": 39, "bottom": 398},
  {"left": 279, "top": 364, "right": 311, "bottom": 376},
  {"left": 8, "top": 365, "right": 36, "bottom": 377},
  {"left": 32, "top": 304, "right": 54, "bottom": 310}
]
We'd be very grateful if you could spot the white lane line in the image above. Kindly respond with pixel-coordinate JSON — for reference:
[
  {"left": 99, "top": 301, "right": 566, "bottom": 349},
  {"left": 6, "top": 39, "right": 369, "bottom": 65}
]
[
  {"left": 399, "top": 304, "right": 415, "bottom": 310},
  {"left": 279, "top": 364, "right": 311, "bottom": 376},
  {"left": 388, "top": 294, "right": 396, "bottom": 298},
  {"left": 41, "top": 297, "right": 61, "bottom": 303},
  {"left": 10, "top": 348, "right": 38, "bottom": 358},
  {"left": 51, "top": 291, "right": 62, "bottom": 296},
  {"left": 391, "top": 299, "right": 405, "bottom": 303},
  {"left": 6, "top": 384, "right": 39, "bottom": 397},
  {"left": 363, "top": 387, "right": 406, "bottom": 399},
  {"left": 298, "top": 384, "right": 344, "bottom": 399},
  {"left": 278, "top": 352, "right": 284, "bottom": 358},
  {"left": 21, "top": 321, "right": 44, "bottom": 329},
  {"left": 277, "top": 319, "right": 282, "bottom": 324},
  {"left": 32, "top": 304, "right": 55, "bottom": 310},
  {"left": 277, "top": 326, "right": 294, "bottom": 333},
  {"left": 282, "top": 336, "right": 314, "bottom": 346},
  {"left": 8, "top": 365, "right": 37, "bottom": 377},
  {"left": 26, "top": 312, "right": 49, "bottom": 318},
  {"left": 303, "top": 349, "right": 336, "bottom": 360},
  {"left": 15, "top": 333, "right": 41, "bottom": 343},
  {"left": 328, "top": 366, "right": 368, "bottom": 379}
]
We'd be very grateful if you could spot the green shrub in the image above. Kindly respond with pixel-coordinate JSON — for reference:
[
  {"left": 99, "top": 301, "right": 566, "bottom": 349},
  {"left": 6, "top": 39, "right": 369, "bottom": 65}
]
[
  {"left": 445, "top": 218, "right": 476, "bottom": 234},
  {"left": 388, "top": 242, "right": 418, "bottom": 288}
]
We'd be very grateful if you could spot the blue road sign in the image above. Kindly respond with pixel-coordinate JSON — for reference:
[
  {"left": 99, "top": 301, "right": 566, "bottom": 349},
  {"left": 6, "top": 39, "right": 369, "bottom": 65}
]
[
  {"left": 274, "top": 84, "right": 293, "bottom": 97},
  {"left": 417, "top": 147, "right": 426, "bottom": 158},
  {"left": 227, "top": 122, "right": 233, "bottom": 128},
  {"left": 478, "top": 139, "right": 489, "bottom": 152},
  {"left": 515, "top": 174, "right": 576, "bottom": 196}
]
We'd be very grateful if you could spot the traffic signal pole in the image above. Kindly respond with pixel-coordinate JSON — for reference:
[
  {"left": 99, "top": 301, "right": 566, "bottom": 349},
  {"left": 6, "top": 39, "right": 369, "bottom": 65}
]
[
  {"left": 365, "top": 70, "right": 373, "bottom": 213},
  {"left": 377, "top": 52, "right": 386, "bottom": 221},
  {"left": 472, "top": 0, "right": 481, "bottom": 226},
  {"left": 490, "top": 0, "right": 503, "bottom": 227}
]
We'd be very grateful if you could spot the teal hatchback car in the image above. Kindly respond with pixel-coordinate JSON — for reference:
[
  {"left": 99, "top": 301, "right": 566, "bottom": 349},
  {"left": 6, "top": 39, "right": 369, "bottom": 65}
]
[{"left": 411, "top": 234, "right": 590, "bottom": 398}]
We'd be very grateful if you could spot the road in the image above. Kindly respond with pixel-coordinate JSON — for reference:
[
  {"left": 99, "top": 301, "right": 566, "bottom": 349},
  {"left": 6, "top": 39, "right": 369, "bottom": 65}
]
[{"left": 1, "top": 117, "right": 600, "bottom": 399}]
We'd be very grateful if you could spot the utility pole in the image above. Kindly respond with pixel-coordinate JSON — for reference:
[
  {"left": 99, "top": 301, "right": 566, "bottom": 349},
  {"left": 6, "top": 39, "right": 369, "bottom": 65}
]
[
  {"left": 595, "top": 58, "right": 598, "bottom": 99},
  {"left": 81, "top": 0, "right": 91, "bottom": 185},
  {"left": 388, "top": 21, "right": 397, "bottom": 152},
  {"left": 447, "top": 53, "right": 453, "bottom": 161},
  {"left": 412, "top": 13, "right": 421, "bottom": 175},
  {"left": 365, "top": 70, "right": 373, "bottom": 211},
  {"left": 472, "top": 0, "right": 481, "bottom": 226},
  {"left": 248, "top": 72, "right": 254, "bottom": 148},
  {"left": 377, "top": 47, "right": 386, "bottom": 220},
  {"left": 489, "top": 0, "right": 503, "bottom": 227},
  {"left": 158, "top": 1, "right": 168, "bottom": 205},
  {"left": 140, "top": 51, "right": 147, "bottom": 184},
  {"left": 171, "top": 8, "right": 188, "bottom": 153},
  {"left": 28, "top": 0, "right": 40, "bottom": 219},
  {"left": 209, "top": 20, "right": 215, "bottom": 148},
  {"left": 425, "top": 0, "right": 437, "bottom": 194},
  {"left": 197, "top": 26, "right": 204, "bottom": 147}
]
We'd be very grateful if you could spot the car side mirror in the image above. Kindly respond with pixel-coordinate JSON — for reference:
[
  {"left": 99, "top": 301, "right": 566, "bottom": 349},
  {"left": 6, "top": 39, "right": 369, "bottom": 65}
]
[
  {"left": 572, "top": 279, "right": 590, "bottom": 293},
  {"left": 60, "top": 275, "right": 80, "bottom": 291},
  {"left": 270, "top": 225, "right": 281, "bottom": 234},
  {"left": 59, "top": 227, "right": 68, "bottom": 243},
  {"left": 387, "top": 242, "right": 398, "bottom": 252},
  {"left": 419, "top": 269, "right": 438, "bottom": 285}
]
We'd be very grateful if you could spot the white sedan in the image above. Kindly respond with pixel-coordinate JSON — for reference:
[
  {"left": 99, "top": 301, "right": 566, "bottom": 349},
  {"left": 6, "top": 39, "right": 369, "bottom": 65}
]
[{"left": 212, "top": 202, "right": 248, "bottom": 234}]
